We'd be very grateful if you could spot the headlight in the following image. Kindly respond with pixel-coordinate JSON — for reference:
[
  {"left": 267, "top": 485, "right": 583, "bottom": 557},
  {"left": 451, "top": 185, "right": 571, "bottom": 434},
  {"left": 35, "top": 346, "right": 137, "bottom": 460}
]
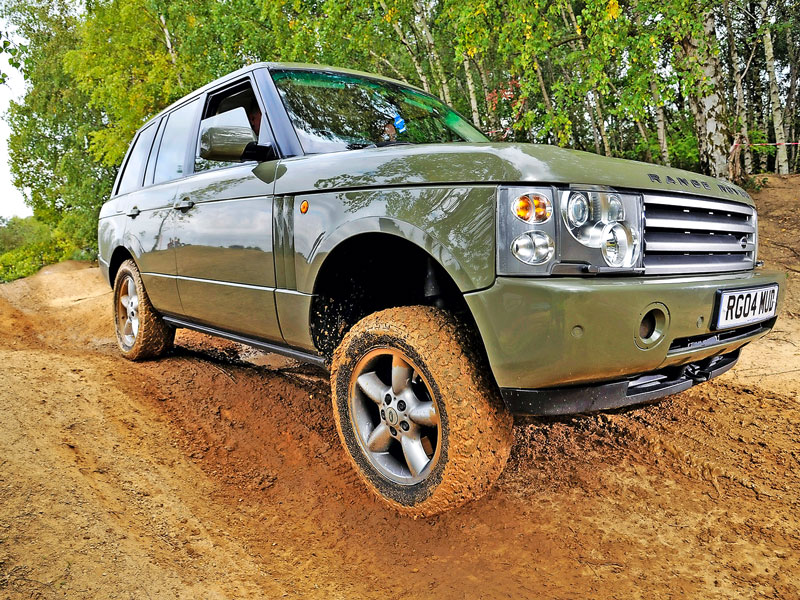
[
  {"left": 566, "top": 192, "right": 590, "bottom": 228},
  {"left": 497, "top": 187, "right": 559, "bottom": 276},
  {"left": 559, "top": 189, "right": 642, "bottom": 269},
  {"left": 601, "top": 222, "right": 637, "bottom": 267},
  {"left": 511, "top": 231, "right": 554, "bottom": 265},
  {"left": 497, "top": 186, "right": 643, "bottom": 276}
]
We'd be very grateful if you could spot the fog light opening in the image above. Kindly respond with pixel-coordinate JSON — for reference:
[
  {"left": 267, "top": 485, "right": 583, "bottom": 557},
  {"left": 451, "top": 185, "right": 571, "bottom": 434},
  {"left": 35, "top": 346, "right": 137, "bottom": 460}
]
[{"left": 639, "top": 308, "right": 666, "bottom": 343}]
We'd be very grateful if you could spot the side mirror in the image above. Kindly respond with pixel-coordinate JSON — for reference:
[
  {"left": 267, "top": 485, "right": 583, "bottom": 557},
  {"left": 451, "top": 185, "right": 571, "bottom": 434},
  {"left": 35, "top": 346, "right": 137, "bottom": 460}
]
[
  {"left": 199, "top": 125, "right": 278, "bottom": 163},
  {"left": 199, "top": 125, "right": 257, "bottom": 161}
]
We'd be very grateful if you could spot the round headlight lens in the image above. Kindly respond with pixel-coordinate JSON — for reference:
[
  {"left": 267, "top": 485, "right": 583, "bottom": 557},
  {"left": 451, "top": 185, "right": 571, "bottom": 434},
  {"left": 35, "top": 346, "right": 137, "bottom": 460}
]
[
  {"left": 510, "top": 231, "right": 555, "bottom": 265},
  {"left": 601, "top": 222, "right": 637, "bottom": 267},
  {"left": 512, "top": 193, "right": 552, "bottom": 224},
  {"left": 607, "top": 194, "right": 625, "bottom": 222},
  {"left": 566, "top": 193, "right": 589, "bottom": 228}
]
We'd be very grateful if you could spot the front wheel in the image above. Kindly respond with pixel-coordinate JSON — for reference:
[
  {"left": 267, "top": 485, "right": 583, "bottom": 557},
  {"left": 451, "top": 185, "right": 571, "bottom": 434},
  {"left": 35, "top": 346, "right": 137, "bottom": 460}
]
[
  {"left": 330, "top": 306, "right": 513, "bottom": 517},
  {"left": 113, "top": 259, "right": 175, "bottom": 360}
]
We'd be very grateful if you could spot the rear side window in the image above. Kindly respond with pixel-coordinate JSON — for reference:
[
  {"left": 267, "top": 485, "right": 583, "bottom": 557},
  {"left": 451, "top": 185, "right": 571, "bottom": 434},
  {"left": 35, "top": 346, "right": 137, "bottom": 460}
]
[
  {"left": 117, "top": 123, "right": 158, "bottom": 195},
  {"left": 154, "top": 99, "right": 199, "bottom": 185}
]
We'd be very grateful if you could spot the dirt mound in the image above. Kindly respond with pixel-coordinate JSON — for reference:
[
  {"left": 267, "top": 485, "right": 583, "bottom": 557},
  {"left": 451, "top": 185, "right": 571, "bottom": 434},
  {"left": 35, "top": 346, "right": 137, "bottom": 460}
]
[{"left": 1, "top": 178, "right": 799, "bottom": 598}]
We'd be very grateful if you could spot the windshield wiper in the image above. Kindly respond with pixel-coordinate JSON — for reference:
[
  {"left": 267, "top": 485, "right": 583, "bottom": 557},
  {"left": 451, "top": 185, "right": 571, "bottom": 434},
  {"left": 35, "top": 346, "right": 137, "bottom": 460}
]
[
  {"left": 346, "top": 141, "right": 415, "bottom": 150},
  {"left": 375, "top": 141, "right": 414, "bottom": 147}
]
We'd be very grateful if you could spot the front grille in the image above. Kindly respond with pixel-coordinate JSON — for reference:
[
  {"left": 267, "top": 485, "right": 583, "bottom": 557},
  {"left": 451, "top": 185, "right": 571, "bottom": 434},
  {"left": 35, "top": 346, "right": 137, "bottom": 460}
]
[{"left": 642, "top": 194, "right": 756, "bottom": 275}]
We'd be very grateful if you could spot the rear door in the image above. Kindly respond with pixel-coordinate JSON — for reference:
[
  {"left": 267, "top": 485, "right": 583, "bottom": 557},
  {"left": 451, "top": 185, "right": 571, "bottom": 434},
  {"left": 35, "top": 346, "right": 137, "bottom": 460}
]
[
  {"left": 131, "top": 98, "right": 202, "bottom": 316},
  {"left": 172, "top": 76, "right": 281, "bottom": 341}
]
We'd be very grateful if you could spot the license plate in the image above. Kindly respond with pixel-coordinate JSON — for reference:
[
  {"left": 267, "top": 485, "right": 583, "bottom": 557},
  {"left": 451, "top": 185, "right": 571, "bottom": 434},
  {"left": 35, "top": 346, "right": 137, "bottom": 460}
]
[{"left": 715, "top": 285, "right": 779, "bottom": 329}]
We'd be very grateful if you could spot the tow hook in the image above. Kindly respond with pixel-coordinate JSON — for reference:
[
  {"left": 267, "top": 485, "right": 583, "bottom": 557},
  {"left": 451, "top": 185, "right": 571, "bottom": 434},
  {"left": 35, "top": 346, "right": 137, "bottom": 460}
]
[{"left": 685, "top": 359, "right": 716, "bottom": 383}]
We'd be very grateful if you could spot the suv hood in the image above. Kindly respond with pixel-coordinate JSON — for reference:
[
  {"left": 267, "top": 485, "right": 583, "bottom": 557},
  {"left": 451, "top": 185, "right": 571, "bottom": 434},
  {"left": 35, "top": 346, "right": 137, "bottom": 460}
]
[{"left": 270, "top": 142, "right": 752, "bottom": 206}]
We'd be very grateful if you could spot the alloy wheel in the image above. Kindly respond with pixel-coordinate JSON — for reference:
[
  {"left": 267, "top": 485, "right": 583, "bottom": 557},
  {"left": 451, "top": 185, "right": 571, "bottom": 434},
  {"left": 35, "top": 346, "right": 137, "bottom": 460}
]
[{"left": 348, "top": 348, "right": 441, "bottom": 485}]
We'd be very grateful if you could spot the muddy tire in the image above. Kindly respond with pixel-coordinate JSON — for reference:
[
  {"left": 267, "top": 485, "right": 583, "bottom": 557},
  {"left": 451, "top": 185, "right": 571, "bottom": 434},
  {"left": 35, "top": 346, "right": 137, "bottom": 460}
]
[
  {"left": 113, "top": 259, "right": 175, "bottom": 360},
  {"left": 330, "top": 306, "right": 513, "bottom": 517}
]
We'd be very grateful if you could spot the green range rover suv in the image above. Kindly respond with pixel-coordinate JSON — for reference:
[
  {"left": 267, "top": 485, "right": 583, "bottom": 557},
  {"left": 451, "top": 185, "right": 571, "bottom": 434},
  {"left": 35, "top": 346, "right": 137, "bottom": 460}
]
[{"left": 98, "top": 62, "right": 784, "bottom": 516}]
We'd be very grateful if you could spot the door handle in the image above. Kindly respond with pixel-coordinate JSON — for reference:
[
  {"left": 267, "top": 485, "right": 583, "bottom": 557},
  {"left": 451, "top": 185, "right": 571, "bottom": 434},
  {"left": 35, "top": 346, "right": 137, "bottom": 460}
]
[
  {"left": 174, "top": 198, "right": 194, "bottom": 211},
  {"left": 126, "top": 207, "right": 141, "bottom": 218}
]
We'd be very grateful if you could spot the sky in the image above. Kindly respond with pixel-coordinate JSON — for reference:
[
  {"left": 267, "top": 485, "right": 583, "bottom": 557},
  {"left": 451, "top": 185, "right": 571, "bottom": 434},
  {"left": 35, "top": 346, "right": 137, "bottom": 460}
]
[{"left": 0, "top": 52, "right": 31, "bottom": 220}]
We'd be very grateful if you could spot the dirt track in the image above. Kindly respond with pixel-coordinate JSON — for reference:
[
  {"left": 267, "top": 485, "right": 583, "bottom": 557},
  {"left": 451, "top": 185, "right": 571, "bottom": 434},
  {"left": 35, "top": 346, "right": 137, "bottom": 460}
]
[{"left": 1, "top": 176, "right": 799, "bottom": 599}]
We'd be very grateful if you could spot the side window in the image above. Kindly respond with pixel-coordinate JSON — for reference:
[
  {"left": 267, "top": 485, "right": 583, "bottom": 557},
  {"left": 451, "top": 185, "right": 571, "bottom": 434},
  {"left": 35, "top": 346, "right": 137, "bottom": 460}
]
[
  {"left": 117, "top": 123, "right": 158, "bottom": 195},
  {"left": 195, "top": 80, "right": 263, "bottom": 173},
  {"left": 153, "top": 99, "right": 199, "bottom": 185},
  {"left": 143, "top": 117, "right": 166, "bottom": 187}
]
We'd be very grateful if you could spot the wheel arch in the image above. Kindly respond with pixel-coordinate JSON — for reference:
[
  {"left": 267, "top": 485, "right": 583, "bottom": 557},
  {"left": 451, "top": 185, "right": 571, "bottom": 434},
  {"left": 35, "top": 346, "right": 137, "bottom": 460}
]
[
  {"left": 300, "top": 217, "right": 481, "bottom": 295},
  {"left": 108, "top": 246, "right": 137, "bottom": 288},
  {"left": 309, "top": 229, "right": 490, "bottom": 364}
]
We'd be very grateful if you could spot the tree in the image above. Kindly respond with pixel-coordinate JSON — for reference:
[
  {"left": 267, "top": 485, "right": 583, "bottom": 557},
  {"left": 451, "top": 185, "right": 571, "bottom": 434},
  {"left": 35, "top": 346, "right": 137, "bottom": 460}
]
[
  {"left": 760, "top": 0, "right": 790, "bottom": 174},
  {"left": 3, "top": 0, "right": 115, "bottom": 249}
]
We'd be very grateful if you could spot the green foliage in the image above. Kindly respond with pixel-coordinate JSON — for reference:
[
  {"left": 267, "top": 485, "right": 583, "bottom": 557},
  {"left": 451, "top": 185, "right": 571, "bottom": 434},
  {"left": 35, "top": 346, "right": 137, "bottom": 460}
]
[
  {"left": 0, "top": 216, "right": 49, "bottom": 254},
  {"left": 0, "top": 236, "right": 72, "bottom": 282},
  {"left": 742, "top": 175, "right": 770, "bottom": 192},
  {"left": 3, "top": 0, "right": 116, "bottom": 232},
  {"left": 667, "top": 116, "right": 701, "bottom": 171},
  {"left": 747, "top": 127, "right": 778, "bottom": 167},
  {"left": 0, "top": 215, "right": 87, "bottom": 282}
]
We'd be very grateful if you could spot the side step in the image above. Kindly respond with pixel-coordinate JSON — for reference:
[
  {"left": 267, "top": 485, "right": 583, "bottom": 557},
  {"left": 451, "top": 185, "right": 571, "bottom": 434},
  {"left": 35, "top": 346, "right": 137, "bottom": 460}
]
[{"left": 162, "top": 316, "right": 328, "bottom": 370}]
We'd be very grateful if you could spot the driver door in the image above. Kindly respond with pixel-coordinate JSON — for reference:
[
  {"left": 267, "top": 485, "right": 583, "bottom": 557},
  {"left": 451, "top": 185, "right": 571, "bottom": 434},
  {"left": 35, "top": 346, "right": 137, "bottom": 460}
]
[{"left": 172, "top": 77, "right": 281, "bottom": 341}]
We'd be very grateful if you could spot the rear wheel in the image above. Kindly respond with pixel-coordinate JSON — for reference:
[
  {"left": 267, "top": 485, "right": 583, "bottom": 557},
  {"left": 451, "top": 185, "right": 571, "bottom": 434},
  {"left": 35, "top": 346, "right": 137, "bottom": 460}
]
[
  {"left": 330, "top": 306, "right": 513, "bottom": 517},
  {"left": 113, "top": 259, "right": 174, "bottom": 360}
]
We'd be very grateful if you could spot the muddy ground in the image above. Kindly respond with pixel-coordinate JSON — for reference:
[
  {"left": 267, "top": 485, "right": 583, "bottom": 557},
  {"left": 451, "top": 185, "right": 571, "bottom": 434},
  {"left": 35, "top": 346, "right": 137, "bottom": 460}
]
[{"left": 1, "top": 176, "right": 799, "bottom": 599}]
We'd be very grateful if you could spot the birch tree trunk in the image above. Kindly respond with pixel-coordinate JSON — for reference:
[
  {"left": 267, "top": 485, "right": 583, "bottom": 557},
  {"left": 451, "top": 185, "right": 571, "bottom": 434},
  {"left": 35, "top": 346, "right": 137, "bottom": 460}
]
[
  {"left": 159, "top": 14, "right": 182, "bottom": 87},
  {"left": 585, "top": 98, "right": 602, "bottom": 155},
  {"left": 699, "top": 11, "right": 731, "bottom": 178},
  {"left": 564, "top": 2, "right": 611, "bottom": 156},
  {"left": 787, "top": 26, "right": 799, "bottom": 171},
  {"left": 680, "top": 12, "right": 730, "bottom": 178},
  {"left": 378, "top": 0, "right": 430, "bottom": 93},
  {"left": 411, "top": 0, "right": 452, "bottom": 105},
  {"left": 534, "top": 59, "right": 555, "bottom": 119},
  {"left": 635, "top": 120, "right": 654, "bottom": 163},
  {"left": 760, "top": 0, "right": 789, "bottom": 174},
  {"left": 724, "top": 0, "right": 752, "bottom": 177},
  {"left": 462, "top": 58, "right": 481, "bottom": 127},
  {"left": 474, "top": 58, "right": 500, "bottom": 131},
  {"left": 649, "top": 79, "right": 670, "bottom": 166}
]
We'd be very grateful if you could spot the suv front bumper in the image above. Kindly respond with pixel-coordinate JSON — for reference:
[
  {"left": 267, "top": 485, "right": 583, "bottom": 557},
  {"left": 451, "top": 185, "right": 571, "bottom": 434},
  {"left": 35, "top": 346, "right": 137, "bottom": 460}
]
[
  {"left": 501, "top": 350, "right": 741, "bottom": 416},
  {"left": 464, "top": 269, "right": 785, "bottom": 415}
]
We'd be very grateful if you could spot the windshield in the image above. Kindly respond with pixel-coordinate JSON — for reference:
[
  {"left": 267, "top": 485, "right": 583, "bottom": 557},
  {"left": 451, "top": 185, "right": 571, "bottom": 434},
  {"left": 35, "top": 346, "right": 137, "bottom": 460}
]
[{"left": 271, "top": 69, "right": 488, "bottom": 154}]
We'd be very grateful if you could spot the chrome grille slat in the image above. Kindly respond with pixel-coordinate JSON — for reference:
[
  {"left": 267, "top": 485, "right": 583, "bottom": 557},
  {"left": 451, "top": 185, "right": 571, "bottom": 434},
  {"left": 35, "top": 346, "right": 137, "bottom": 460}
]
[
  {"left": 645, "top": 209, "right": 755, "bottom": 234},
  {"left": 644, "top": 194, "right": 754, "bottom": 216},
  {"left": 645, "top": 232, "right": 755, "bottom": 253},
  {"left": 643, "top": 194, "right": 756, "bottom": 275}
]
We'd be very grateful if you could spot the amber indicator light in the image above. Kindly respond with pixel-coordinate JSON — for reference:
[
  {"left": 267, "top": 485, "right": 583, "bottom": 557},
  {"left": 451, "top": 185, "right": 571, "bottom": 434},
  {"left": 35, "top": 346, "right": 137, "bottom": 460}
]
[
  {"left": 300, "top": 200, "right": 309, "bottom": 214},
  {"left": 513, "top": 194, "right": 551, "bottom": 223}
]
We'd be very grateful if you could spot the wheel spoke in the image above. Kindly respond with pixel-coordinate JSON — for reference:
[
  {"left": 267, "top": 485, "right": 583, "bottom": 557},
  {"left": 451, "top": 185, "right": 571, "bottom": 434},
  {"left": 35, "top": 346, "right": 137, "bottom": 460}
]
[
  {"left": 391, "top": 354, "right": 412, "bottom": 395},
  {"left": 131, "top": 316, "right": 139, "bottom": 338},
  {"left": 119, "top": 294, "right": 130, "bottom": 309},
  {"left": 408, "top": 402, "right": 438, "bottom": 427},
  {"left": 366, "top": 423, "right": 392, "bottom": 452},
  {"left": 357, "top": 372, "right": 387, "bottom": 405},
  {"left": 401, "top": 435, "right": 430, "bottom": 477},
  {"left": 127, "top": 278, "right": 136, "bottom": 299}
]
